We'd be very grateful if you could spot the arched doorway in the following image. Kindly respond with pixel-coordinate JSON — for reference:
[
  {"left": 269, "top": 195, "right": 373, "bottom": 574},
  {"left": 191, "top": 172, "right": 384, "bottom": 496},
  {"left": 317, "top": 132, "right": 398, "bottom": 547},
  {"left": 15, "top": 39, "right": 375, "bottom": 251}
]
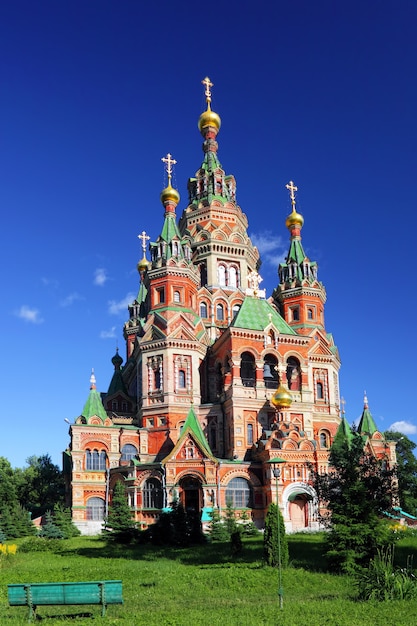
[
  {"left": 179, "top": 476, "right": 202, "bottom": 514},
  {"left": 288, "top": 494, "right": 309, "bottom": 529}
]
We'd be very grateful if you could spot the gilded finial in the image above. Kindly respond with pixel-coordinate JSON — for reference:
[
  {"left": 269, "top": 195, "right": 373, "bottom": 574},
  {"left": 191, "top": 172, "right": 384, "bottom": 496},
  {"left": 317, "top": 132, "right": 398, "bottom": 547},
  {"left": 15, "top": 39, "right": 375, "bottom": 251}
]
[
  {"left": 160, "top": 153, "right": 180, "bottom": 206},
  {"left": 161, "top": 153, "right": 177, "bottom": 187},
  {"left": 202, "top": 76, "right": 213, "bottom": 106},
  {"left": 198, "top": 76, "right": 221, "bottom": 133},
  {"left": 137, "top": 230, "right": 151, "bottom": 273},
  {"left": 286, "top": 180, "right": 298, "bottom": 210},
  {"left": 138, "top": 230, "right": 150, "bottom": 255},
  {"left": 285, "top": 180, "right": 304, "bottom": 230}
]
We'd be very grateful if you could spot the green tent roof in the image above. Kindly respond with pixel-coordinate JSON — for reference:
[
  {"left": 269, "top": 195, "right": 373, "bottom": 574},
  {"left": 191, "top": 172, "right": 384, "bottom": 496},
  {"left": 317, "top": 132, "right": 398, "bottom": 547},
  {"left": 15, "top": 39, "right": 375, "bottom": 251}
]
[{"left": 231, "top": 297, "right": 296, "bottom": 335}]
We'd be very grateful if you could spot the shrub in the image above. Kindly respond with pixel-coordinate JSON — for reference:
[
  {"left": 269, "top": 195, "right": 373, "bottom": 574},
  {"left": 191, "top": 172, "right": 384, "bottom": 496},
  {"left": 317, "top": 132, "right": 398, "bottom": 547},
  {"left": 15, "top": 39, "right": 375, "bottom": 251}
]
[
  {"left": 263, "top": 503, "right": 288, "bottom": 568},
  {"left": 355, "top": 545, "right": 417, "bottom": 601}
]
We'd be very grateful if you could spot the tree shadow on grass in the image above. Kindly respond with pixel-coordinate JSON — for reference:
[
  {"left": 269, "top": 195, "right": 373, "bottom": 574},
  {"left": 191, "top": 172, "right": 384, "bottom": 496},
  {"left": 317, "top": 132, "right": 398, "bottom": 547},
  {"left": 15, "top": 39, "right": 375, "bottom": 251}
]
[{"left": 287, "top": 533, "right": 328, "bottom": 572}]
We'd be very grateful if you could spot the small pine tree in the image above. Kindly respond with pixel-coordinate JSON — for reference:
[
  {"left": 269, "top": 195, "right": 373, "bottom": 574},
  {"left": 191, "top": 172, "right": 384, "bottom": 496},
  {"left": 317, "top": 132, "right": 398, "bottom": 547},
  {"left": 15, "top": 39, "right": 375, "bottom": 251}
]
[
  {"left": 263, "top": 503, "right": 289, "bottom": 568},
  {"left": 209, "top": 508, "right": 229, "bottom": 541},
  {"left": 106, "top": 481, "right": 135, "bottom": 537},
  {"left": 224, "top": 501, "right": 237, "bottom": 536},
  {"left": 53, "top": 504, "right": 80, "bottom": 539},
  {"left": 39, "top": 511, "right": 64, "bottom": 539}
]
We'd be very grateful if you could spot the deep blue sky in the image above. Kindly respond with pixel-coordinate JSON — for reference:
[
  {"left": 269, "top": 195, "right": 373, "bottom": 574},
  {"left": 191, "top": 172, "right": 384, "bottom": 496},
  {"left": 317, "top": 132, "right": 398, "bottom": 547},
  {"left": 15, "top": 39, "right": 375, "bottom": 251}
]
[{"left": 1, "top": 1, "right": 417, "bottom": 468}]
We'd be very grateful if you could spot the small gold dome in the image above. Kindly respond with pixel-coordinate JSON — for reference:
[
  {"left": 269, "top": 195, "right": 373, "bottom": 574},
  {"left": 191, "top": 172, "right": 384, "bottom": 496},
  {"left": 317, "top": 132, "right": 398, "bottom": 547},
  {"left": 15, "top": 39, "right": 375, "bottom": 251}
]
[
  {"left": 198, "top": 106, "right": 221, "bottom": 133},
  {"left": 285, "top": 209, "right": 304, "bottom": 230},
  {"left": 137, "top": 255, "right": 151, "bottom": 273},
  {"left": 271, "top": 384, "right": 292, "bottom": 409},
  {"left": 160, "top": 184, "right": 180, "bottom": 206}
]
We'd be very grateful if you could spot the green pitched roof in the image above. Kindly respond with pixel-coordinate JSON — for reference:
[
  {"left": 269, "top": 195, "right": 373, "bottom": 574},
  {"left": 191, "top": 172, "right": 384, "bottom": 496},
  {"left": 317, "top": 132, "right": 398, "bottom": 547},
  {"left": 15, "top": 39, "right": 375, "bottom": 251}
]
[
  {"left": 81, "top": 373, "right": 108, "bottom": 422},
  {"left": 358, "top": 401, "right": 378, "bottom": 436},
  {"left": 231, "top": 297, "right": 296, "bottom": 335},
  {"left": 331, "top": 417, "right": 354, "bottom": 450},
  {"left": 163, "top": 406, "right": 216, "bottom": 463}
]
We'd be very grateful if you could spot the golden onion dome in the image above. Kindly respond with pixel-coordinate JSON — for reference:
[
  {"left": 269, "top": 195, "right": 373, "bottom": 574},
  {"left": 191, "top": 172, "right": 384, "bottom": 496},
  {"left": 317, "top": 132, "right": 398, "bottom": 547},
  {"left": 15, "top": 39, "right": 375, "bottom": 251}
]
[
  {"left": 271, "top": 384, "right": 292, "bottom": 409},
  {"left": 285, "top": 209, "right": 304, "bottom": 230},
  {"left": 160, "top": 184, "right": 180, "bottom": 206},
  {"left": 137, "top": 255, "right": 151, "bottom": 273},
  {"left": 198, "top": 104, "right": 221, "bottom": 133}
]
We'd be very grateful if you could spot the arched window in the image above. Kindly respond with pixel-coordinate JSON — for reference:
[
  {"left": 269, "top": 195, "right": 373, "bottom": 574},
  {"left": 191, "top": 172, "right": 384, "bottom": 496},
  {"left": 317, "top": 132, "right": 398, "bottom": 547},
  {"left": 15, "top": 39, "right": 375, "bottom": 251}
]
[
  {"left": 143, "top": 478, "right": 163, "bottom": 509},
  {"left": 173, "top": 290, "right": 180, "bottom": 303},
  {"left": 232, "top": 304, "right": 240, "bottom": 318},
  {"left": 86, "top": 497, "right": 105, "bottom": 521},
  {"left": 86, "top": 449, "right": 106, "bottom": 471},
  {"left": 229, "top": 266, "right": 238, "bottom": 288},
  {"left": 292, "top": 307, "right": 300, "bottom": 321},
  {"left": 218, "top": 264, "right": 226, "bottom": 286},
  {"left": 216, "top": 303, "right": 224, "bottom": 321},
  {"left": 178, "top": 369, "right": 186, "bottom": 389},
  {"left": 200, "top": 302, "right": 208, "bottom": 318},
  {"left": 240, "top": 352, "right": 256, "bottom": 387},
  {"left": 316, "top": 382, "right": 324, "bottom": 400},
  {"left": 320, "top": 432, "right": 329, "bottom": 448},
  {"left": 121, "top": 444, "right": 138, "bottom": 462},
  {"left": 225, "top": 477, "right": 252, "bottom": 508},
  {"left": 286, "top": 357, "right": 301, "bottom": 391},
  {"left": 307, "top": 308, "right": 314, "bottom": 320},
  {"left": 263, "top": 355, "right": 279, "bottom": 389},
  {"left": 247, "top": 423, "right": 254, "bottom": 445}
]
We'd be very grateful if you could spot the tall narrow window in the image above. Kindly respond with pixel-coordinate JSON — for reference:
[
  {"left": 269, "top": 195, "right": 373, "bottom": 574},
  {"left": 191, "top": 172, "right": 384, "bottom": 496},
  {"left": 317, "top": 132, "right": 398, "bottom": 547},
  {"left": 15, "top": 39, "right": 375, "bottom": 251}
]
[
  {"left": 229, "top": 266, "right": 237, "bottom": 288},
  {"left": 316, "top": 382, "right": 324, "bottom": 399},
  {"left": 216, "top": 303, "right": 224, "bottom": 321},
  {"left": 143, "top": 478, "right": 163, "bottom": 509},
  {"left": 247, "top": 423, "right": 254, "bottom": 445},
  {"left": 218, "top": 264, "right": 226, "bottom": 286},
  {"left": 173, "top": 290, "right": 180, "bottom": 303},
  {"left": 178, "top": 369, "right": 186, "bottom": 389},
  {"left": 240, "top": 352, "right": 256, "bottom": 388},
  {"left": 200, "top": 302, "right": 208, "bottom": 318}
]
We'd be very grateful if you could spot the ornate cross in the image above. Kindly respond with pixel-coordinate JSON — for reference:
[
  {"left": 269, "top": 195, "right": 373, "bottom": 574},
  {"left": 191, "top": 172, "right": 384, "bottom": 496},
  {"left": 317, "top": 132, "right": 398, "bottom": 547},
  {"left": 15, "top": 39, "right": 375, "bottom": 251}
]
[
  {"left": 286, "top": 180, "right": 298, "bottom": 209},
  {"left": 202, "top": 76, "right": 213, "bottom": 102},
  {"left": 161, "top": 153, "right": 177, "bottom": 181},
  {"left": 138, "top": 230, "right": 150, "bottom": 254}
]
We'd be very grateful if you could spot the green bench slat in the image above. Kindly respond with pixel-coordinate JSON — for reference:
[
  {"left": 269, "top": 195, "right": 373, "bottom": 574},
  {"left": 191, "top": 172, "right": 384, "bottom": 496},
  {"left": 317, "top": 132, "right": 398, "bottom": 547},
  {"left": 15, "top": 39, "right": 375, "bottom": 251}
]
[{"left": 8, "top": 580, "right": 123, "bottom": 606}]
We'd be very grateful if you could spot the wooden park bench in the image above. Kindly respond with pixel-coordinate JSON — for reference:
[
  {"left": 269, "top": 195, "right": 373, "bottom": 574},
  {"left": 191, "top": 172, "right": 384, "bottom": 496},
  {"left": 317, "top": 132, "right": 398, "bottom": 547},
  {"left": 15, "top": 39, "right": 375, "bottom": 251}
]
[{"left": 8, "top": 579, "right": 123, "bottom": 621}]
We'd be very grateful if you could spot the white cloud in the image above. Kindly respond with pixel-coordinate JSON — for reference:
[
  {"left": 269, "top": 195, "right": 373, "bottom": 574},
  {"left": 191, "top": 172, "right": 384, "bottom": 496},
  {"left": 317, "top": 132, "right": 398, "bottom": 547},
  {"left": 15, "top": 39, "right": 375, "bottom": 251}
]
[
  {"left": 108, "top": 293, "right": 135, "bottom": 316},
  {"left": 250, "top": 231, "right": 286, "bottom": 267},
  {"left": 94, "top": 268, "right": 108, "bottom": 286},
  {"left": 60, "top": 292, "right": 83, "bottom": 307},
  {"left": 100, "top": 326, "right": 117, "bottom": 339},
  {"left": 41, "top": 277, "right": 59, "bottom": 288},
  {"left": 15, "top": 305, "right": 44, "bottom": 324},
  {"left": 388, "top": 420, "right": 417, "bottom": 436}
]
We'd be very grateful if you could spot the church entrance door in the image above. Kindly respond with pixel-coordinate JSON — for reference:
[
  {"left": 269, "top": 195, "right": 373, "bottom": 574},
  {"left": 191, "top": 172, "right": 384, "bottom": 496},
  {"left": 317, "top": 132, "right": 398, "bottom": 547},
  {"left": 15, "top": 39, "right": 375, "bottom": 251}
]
[
  {"left": 179, "top": 477, "right": 202, "bottom": 514},
  {"left": 289, "top": 494, "right": 308, "bottom": 529}
]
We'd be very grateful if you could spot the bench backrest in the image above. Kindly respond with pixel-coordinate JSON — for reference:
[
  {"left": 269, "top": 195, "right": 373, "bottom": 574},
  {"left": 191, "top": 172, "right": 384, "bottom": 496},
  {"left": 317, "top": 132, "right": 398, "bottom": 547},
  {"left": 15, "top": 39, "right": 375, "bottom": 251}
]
[{"left": 8, "top": 580, "right": 123, "bottom": 606}]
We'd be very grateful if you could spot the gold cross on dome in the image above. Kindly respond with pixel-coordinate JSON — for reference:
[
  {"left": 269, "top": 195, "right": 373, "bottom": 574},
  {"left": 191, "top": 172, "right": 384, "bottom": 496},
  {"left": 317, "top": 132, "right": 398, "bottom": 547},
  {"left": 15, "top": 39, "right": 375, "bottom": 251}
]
[
  {"left": 286, "top": 180, "right": 298, "bottom": 209},
  {"left": 138, "top": 230, "right": 150, "bottom": 254},
  {"left": 202, "top": 76, "right": 213, "bottom": 102},
  {"left": 161, "top": 153, "right": 177, "bottom": 180}
]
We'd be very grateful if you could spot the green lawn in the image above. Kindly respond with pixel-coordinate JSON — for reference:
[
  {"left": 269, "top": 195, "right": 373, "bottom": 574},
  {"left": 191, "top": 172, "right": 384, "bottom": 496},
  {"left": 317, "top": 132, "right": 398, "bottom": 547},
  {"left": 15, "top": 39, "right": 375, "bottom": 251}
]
[{"left": 1, "top": 533, "right": 417, "bottom": 625}]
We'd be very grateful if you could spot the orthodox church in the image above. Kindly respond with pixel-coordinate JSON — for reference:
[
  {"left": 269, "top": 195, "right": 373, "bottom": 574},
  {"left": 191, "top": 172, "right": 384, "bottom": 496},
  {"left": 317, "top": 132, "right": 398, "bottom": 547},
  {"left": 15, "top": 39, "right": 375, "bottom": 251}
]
[{"left": 63, "top": 78, "right": 396, "bottom": 535}]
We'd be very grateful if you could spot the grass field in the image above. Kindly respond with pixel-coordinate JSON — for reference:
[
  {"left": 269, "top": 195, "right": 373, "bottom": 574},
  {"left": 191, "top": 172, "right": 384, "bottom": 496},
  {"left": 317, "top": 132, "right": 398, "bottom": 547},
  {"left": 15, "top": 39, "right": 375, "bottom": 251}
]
[{"left": 1, "top": 533, "right": 417, "bottom": 625}]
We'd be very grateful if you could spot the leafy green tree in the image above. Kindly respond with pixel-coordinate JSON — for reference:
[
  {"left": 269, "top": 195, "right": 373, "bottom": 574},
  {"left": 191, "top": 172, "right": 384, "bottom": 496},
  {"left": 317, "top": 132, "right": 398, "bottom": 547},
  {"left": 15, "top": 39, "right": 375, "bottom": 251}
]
[
  {"left": 263, "top": 503, "right": 288, "bottom": 568},
  {"left": 314, "top": 430, "right": 396, "bottom": 574},
  {"left": 384, "top": 431, "right": 417, "bottom": 514},
  {"left": 16, "top": 455, "right": 65, "bottom": 518}
]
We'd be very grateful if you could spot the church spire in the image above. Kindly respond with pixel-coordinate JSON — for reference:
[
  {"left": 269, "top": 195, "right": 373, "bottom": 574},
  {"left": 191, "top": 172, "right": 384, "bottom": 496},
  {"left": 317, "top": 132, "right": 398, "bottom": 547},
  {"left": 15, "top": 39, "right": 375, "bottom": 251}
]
[
  {"left": 188, "top": 77, "right": 236, "bottom": 205},
  {"left": 357, "top": 391, "right": 378, "bottom": 436}
]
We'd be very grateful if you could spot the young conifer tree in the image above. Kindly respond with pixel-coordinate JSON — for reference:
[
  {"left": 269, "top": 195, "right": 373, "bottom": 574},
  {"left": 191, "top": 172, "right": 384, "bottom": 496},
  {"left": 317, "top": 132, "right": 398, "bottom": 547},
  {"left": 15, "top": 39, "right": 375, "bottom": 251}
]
[{"left": 263, "top": 503, "right": 288, "bottom": 568}]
